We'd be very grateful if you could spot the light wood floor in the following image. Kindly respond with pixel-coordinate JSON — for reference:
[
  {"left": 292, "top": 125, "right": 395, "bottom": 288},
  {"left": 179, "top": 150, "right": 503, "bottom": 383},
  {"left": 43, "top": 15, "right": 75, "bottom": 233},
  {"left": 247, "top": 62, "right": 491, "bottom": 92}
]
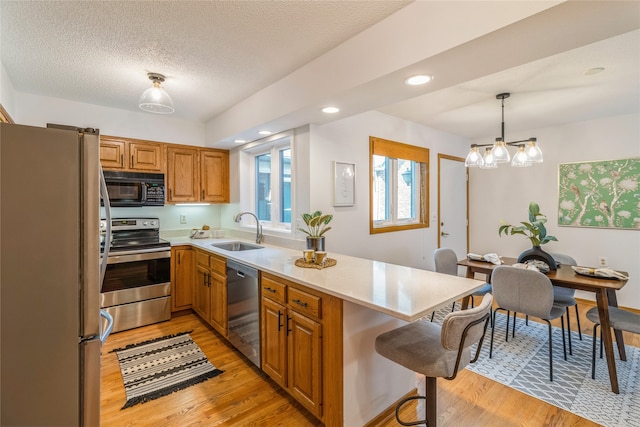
[{"left": 101, "top": 300, "right": 639, "bottom": 426}]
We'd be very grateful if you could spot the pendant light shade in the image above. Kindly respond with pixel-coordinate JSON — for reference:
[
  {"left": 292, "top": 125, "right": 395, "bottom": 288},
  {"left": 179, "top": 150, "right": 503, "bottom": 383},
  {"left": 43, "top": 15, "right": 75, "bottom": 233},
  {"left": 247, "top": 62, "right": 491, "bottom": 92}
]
[
  {"left": 491, "top": 138, "right": 511, "bottom": 163},
  {"left": 511, "top": 144, "right": 531, "bottom": 167},
  {"left": 464, "top": 145, "right": 484, "bottom": 167},
  {"left": 139, "top": 73, "right": 174, "bottom": 114},
  {"left": 525, "top": 138, "right": 543, "bottom": 163},
  {"left": 464, "top": 93, "right": 542, "bottom": 168},
  {"left": 480, "top": 147, "right": 497, "bottom": 169}
]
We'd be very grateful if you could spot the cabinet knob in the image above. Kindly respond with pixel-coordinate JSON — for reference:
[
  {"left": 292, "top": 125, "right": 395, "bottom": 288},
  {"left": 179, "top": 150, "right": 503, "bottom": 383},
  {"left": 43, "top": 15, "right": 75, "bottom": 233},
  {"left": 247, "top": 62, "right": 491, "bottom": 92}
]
[
  {"left": 292, "top": 299, "right": 308, "bottom": 308},
  {"left": 277, "top": 311, "right": 283, "bottom": 332},
  {"left": 264, "top": 287, "right": 277, "bottom": 293}
]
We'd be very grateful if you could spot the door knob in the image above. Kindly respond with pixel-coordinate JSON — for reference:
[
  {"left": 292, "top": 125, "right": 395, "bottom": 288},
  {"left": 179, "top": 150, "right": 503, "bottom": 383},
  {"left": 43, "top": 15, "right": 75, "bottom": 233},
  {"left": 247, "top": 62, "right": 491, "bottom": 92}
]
[{"left": 441, "top": 232, "right": 450, "bottom": 236}]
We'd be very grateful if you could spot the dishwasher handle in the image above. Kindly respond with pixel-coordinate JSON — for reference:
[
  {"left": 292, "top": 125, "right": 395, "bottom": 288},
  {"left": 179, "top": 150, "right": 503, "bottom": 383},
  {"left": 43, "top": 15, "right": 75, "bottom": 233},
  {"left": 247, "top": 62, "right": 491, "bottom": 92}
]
[{"left": 227, "top": 259, "right": 258, "bottom": 279}]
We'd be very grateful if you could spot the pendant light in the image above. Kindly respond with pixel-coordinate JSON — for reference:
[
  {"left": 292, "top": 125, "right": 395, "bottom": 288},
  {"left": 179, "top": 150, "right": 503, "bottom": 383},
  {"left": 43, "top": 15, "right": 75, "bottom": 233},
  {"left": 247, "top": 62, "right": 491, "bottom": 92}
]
[
  {"left": 139, "top": 73, "right": 174, "bottom": 114},
  {"left": 464, "top": 93, "right": 541, "bottom": 168}
]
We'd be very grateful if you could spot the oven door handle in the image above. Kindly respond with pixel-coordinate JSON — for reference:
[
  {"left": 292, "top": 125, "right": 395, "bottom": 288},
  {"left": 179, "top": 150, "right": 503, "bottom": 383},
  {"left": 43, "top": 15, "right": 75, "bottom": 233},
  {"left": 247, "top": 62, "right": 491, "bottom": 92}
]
[{"left": 107, "top": 250, "right": 171, "bottom": 264}]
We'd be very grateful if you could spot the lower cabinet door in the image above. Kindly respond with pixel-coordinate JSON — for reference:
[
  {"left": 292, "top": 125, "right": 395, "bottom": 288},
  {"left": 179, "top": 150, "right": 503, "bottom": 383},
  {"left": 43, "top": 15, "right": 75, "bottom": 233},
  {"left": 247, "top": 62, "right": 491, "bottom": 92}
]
[
  {"left": 261, "top": 297, "right": 287, "bottom": 387},
  {"left": 287, "top": 310, "right": 322, "bottom": 417}
]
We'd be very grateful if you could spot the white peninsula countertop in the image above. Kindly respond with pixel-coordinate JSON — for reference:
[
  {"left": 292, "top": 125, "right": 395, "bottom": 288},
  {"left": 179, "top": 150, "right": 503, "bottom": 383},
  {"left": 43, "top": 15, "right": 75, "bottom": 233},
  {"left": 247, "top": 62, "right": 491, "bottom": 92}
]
[{"left": 167, "top": 237, "right": 484, "bottom": 322}]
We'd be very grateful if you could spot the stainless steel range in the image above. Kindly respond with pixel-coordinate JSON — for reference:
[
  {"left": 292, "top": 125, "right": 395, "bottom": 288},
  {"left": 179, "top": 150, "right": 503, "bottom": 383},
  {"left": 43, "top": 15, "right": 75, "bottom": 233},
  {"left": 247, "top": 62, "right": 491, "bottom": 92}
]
[{"left": 100, "top": 218, "right": 171, "bottom": 333}]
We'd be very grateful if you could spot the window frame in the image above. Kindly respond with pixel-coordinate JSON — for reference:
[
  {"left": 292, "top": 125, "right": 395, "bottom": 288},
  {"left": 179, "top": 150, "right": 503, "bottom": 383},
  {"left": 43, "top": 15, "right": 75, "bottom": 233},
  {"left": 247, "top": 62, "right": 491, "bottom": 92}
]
[
  {"left": 369, "top": 136, "right": 429, "bottom": 234},
  {"left": 244, "top": 132, "right": 293, "bottom": 233}
]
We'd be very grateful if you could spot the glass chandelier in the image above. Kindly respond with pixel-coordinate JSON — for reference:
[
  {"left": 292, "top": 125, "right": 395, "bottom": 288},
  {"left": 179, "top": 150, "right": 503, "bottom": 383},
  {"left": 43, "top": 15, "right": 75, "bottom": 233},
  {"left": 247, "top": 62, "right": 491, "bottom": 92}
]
[{"left": 465, "top": 93, "right": 543, "bottom": 168}]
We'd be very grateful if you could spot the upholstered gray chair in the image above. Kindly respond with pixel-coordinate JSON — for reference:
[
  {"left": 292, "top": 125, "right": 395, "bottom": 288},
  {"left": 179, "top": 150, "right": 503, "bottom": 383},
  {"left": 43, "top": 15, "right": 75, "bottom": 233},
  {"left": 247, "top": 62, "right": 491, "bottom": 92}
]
[
  {"left": 490, "top": 265, "right": 567, "bottom": 381},
  {"left": 375, "top": 294, "right": 492, "bottom": 427},
  {"left": 586, "top": 306, "right": 640, "bottom": 379},
  {"left": 432, "top": 248, "right": 492, "bottom": 321},
  {"left": 550, "top": 253, "right": 581, "bottom": 354}
]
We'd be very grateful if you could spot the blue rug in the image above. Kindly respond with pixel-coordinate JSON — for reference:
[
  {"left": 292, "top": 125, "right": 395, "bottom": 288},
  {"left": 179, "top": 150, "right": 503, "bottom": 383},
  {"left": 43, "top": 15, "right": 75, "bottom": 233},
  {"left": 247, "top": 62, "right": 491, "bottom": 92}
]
[{"left": 431, "top": 306, "right": 640, "bottom": 427}]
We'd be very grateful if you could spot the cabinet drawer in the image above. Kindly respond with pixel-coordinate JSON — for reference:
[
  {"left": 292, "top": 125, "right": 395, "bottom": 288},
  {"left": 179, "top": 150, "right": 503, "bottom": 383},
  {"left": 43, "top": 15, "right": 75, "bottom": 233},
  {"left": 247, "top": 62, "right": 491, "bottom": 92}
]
[
  {"left": 261, "top": 275, "right": 286, "bottom": 304},
  {"left": 209, "top": 254, "right": 226, "bottom": 276},
  {"left": 196, "top": 251, "right": 210, "bottom": 268},
  {"left": 288, "top": 287, "right": 321, "bottom": 319}
]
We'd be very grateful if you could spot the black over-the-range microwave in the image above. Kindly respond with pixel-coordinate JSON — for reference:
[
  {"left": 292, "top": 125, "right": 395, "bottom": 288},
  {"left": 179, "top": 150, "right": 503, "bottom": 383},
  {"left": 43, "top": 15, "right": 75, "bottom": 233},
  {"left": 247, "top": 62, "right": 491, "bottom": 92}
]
[{"left": 102, "top": 170, "right": 165, "bottom": 207}]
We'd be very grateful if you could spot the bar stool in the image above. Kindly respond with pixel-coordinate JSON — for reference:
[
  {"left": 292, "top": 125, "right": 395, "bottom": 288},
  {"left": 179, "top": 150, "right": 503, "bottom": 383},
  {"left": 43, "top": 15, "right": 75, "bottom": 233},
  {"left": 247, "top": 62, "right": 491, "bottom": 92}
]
[{"left": 375, "top": 294, "right": 492, "bottom": 426}]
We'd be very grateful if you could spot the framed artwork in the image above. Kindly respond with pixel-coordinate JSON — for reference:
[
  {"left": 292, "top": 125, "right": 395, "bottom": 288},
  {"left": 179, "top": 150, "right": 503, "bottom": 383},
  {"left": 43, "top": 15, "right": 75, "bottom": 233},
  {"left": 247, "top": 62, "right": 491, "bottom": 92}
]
[
  {"left": 558, "top": 158, "right": 639, "bottom": 230},
  {"left": 334, "top": 161, "right": 355, "bottom": 206}
]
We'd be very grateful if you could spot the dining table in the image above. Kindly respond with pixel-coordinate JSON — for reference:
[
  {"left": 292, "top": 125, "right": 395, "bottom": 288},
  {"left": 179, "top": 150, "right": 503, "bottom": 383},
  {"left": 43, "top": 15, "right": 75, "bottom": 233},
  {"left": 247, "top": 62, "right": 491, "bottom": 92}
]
[{"left": 457, "top": 256, "right": 629, "bottom": 394}]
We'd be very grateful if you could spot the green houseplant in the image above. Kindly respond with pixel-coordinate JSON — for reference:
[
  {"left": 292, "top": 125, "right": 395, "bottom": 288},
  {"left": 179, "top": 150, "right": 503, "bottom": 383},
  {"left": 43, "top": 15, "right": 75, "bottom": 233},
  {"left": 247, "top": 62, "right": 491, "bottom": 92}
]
[
  {"left": 498, "top": 201, "right": 558, "bottom": 270},
  {"left": 298, "top": 211, "right": 332, "bottom": 251}
]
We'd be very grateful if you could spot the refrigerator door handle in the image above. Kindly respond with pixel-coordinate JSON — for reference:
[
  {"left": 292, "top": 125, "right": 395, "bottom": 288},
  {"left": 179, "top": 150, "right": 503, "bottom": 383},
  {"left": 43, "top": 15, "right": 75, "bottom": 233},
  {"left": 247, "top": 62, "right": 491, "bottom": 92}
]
[
  {"left": 100, "top": 309, "right": 114, "bottom": 344},
  {"left": 99, "top": 165, "right": 112, "bottom": 285}
]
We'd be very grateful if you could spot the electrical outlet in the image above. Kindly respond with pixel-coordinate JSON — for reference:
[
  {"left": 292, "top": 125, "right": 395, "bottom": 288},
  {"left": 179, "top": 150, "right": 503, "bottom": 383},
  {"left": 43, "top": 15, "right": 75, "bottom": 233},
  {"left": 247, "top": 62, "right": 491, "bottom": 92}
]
[
  {"left": 180, "top": 214, "right": 187, "bottom": 224},
  {"left": 599, "top": 257, "right": 608, "bottom": 267}
]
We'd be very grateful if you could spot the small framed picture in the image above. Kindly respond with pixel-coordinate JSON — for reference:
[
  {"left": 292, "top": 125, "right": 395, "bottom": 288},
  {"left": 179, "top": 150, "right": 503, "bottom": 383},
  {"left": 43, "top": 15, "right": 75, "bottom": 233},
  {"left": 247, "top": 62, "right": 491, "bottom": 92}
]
[{"left": 334, "top": 161, "right": 355, "bottom": 206}]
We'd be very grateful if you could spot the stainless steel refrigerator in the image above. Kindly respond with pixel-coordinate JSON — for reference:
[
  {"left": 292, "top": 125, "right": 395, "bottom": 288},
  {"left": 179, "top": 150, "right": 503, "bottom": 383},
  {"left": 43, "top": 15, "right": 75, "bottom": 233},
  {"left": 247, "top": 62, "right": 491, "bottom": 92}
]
[{"left": 0, "top": 122, "right": 113, "bottom": 426}]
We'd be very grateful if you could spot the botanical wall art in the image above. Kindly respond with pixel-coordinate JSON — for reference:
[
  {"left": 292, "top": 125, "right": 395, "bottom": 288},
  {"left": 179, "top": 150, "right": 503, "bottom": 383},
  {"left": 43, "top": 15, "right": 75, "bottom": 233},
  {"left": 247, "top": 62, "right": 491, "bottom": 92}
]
[
  {"left": 558, "top": 158, "right": 640, "bottom": 230},
  {"left": 334, "top": 161, "right": 355, "bottom": 206}
]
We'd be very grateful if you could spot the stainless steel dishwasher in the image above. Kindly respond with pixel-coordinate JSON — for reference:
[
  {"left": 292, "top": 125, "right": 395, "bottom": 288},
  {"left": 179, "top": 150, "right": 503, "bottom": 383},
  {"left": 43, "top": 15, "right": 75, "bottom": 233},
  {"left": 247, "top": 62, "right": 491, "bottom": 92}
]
[{"left": 226, "top": 259, "right": 260, "bottom": 367}]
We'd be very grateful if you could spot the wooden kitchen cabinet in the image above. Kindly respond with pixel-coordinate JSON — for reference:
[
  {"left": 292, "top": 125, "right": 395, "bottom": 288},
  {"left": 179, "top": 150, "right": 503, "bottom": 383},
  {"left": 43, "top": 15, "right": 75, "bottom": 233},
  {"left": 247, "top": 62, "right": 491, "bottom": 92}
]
[
  {"left": 100, "top": 135, "right": 164, "bottom": 172},
  {"left": 166, "top": 146, "right": 229, "bottom": 203},
  {"left": 170, "top": 246, "right": 193, "bottom": 312},
  {"left": 193, "top": 249, "right": 227, "bottom": 337},
  {"left": 208, "top": 253, "right": 228, "bottom": 336},
  {"left": 260, "top": 273, "right": 327, "bottom": 419}
]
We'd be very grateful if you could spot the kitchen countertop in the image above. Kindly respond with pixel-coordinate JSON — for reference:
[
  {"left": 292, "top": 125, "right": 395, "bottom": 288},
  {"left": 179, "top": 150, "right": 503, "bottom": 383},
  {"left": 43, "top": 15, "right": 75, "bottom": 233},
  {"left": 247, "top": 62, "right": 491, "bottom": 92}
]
[{"left": 168, "top": 237, "right": 484, "bottom": 322}]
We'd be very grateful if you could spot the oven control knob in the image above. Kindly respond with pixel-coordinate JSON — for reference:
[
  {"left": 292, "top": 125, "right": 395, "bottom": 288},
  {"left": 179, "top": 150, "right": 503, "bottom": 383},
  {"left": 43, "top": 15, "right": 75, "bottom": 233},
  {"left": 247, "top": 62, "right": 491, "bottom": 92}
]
[
  {"left": 150, "top": 220, "right": 158, "bottom": 227},
  {"left": 143, "top": 221, "right": 148, "bottom": 226}
]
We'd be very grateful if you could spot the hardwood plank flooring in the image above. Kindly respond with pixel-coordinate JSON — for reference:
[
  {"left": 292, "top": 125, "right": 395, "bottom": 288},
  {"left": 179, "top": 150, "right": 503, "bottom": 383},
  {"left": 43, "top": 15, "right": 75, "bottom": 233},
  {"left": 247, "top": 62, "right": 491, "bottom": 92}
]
[{"left": 101, "top": 300, "right": 638, "bottom": 426}]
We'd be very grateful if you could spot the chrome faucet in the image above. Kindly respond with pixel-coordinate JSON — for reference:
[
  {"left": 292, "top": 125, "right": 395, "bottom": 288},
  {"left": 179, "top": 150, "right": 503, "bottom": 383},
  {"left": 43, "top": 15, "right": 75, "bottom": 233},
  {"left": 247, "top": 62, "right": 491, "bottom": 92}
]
[{"left": 234, "top": 211, "right": 263, "bottom": 244}]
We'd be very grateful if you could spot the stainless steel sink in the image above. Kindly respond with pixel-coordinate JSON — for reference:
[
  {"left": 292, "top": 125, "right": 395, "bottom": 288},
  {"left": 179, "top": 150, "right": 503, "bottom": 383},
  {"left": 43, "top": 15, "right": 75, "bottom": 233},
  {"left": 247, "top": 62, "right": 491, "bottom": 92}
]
[{"left": 211, "top": 241, "right": 264, "bottom": 251}]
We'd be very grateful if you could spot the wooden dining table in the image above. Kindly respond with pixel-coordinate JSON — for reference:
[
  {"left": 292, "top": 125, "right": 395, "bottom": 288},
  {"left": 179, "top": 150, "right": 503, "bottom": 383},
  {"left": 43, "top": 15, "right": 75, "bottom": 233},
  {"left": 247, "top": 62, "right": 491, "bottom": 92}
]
[{"left": 457, "top": 256, "right": 629, "bottom": 394}]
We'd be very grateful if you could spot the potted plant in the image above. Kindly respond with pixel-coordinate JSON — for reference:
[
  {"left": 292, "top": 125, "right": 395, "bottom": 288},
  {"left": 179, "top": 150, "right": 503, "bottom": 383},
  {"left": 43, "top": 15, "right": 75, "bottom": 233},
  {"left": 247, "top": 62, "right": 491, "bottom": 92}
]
[
  {"left": 298, "top": 211, "right": 333, "bottom": 251},
  {"left": 498, "top": 201, "right": 558, "bottom": 270}
]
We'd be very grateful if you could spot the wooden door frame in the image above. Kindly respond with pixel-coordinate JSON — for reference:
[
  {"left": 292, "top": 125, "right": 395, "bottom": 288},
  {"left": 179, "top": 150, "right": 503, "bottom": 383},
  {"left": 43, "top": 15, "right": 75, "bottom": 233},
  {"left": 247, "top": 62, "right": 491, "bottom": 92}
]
[{"left": 437, "top": 154, "right": 469, "bottom": 252}]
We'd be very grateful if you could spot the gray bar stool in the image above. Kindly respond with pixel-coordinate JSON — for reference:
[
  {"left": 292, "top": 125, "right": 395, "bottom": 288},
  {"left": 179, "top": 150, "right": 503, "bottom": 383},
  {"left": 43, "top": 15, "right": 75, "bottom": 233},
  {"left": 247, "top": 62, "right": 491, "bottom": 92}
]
[{"left": 375, "top": 294, "right": 493, "bottom": 426}]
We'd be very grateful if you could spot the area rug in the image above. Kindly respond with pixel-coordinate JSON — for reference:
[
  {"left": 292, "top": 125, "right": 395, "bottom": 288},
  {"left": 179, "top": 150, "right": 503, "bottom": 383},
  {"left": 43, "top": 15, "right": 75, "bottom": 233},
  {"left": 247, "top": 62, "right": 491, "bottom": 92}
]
[
  {"left": 112, "top": 331, "right": 223, "bottom": 409},
  {"left": 430, "top": 306, "right": 640, "bottom": 427}
]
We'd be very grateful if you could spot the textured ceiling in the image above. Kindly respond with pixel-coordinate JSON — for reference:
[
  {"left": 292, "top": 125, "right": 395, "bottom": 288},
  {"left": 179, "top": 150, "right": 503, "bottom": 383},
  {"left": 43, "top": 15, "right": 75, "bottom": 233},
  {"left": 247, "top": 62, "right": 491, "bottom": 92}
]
[
  {"left": 0, "top": 0, "right": 410, "bottom": 122},
  {"left": 1, "top": 1, "right": 639, "bottom": 149}
]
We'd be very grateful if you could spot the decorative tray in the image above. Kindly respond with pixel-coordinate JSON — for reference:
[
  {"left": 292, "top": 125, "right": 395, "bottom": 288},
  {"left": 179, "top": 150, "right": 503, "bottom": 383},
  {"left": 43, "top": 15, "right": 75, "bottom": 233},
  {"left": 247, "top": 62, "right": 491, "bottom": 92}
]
[{"left": 294, "top": 258, "right": 337, "bottom": 270}]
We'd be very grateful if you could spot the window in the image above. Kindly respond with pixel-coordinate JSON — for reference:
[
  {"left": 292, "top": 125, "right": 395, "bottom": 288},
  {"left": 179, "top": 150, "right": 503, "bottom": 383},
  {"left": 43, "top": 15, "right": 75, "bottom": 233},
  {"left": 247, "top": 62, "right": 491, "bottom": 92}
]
[
  {"left": 370, "top": 136, "right": 429, "bottom": 234},
  {"left": 251, "top": 134, "right": 292, "bottom": 230}
]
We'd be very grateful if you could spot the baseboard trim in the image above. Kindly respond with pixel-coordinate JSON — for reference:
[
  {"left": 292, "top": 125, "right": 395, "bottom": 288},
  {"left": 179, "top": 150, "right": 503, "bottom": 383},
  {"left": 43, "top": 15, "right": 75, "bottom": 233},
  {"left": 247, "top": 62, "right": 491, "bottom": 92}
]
[{"left": 363, "top": 388, "right": 418, "bottom": 427}]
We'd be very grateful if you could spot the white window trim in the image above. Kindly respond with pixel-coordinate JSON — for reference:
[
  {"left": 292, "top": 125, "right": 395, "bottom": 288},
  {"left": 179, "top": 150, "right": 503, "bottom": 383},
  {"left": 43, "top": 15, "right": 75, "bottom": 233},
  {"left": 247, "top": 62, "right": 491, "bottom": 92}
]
[{"left": 242, "top": 131, "right": 294, "bottom": 234}]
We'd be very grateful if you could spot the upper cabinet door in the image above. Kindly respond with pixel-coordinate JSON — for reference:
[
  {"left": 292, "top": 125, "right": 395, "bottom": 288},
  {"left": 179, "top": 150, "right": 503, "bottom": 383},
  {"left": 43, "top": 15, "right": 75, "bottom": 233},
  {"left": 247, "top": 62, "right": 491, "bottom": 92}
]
[
  {"left": 100, "top": 136, "right": 164, "bottom": 172},
  {"left": 99, "top": 138, "right": 126, "bottom": 169},
  {"left": 167, "top": 146, "right": 199, "bottom": 202},
  {"left": 200, "top": 150, "right": 229, "bottom": 203},
  {"left": 129, "top": 142, "right": 164, "bottom": 172}
]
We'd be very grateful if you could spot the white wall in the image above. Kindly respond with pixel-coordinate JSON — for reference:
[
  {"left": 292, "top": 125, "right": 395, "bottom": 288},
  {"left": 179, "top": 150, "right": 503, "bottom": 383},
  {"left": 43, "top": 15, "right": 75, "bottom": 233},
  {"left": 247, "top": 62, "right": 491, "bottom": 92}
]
[
  {"left": 0, "top": 62, "right": 16, "bottom": 117},
  {"left": 468, "top": 113, "right": 640, "bottom": 309},
  {"left": 308, "top": 111, "right": 469, "bottom": 271}
]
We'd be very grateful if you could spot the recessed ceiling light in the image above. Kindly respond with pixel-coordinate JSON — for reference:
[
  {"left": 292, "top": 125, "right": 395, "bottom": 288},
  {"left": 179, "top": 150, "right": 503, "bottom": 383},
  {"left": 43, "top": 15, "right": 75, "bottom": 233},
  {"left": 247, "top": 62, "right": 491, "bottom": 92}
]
[
  {"left": 258, "top": 130, "right": 272, "bottom": 136},
  {"left": 584, "top": 67, "right": 605, "bottom": 76},
  {"left": 404, "top": 75, "right": 433, "bottom": 86},
  {"left": 233, "top": 139, "right": 247, "bottom": 144},
  {"left": 321, "top": 106, "right": 340, "bottom": 114}
]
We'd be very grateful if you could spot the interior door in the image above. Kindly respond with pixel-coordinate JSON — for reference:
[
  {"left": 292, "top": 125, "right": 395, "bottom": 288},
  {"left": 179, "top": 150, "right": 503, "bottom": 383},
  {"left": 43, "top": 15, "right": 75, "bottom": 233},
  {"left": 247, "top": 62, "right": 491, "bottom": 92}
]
[{"left": 438, "top": 154, "right": 468, "bottom": 273}]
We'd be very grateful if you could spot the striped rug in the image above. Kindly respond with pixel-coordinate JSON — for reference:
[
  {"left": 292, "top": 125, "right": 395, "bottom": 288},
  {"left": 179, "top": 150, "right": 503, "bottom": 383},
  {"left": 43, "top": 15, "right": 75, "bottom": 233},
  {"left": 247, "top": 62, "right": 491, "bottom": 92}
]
[{"left": 112, "top": 331, "right": 223, "bottom": 409}]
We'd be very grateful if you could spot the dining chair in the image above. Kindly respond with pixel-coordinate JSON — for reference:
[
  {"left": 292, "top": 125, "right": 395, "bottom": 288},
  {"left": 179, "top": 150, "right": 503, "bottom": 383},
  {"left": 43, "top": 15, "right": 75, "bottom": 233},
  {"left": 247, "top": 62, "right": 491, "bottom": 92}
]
[
  {"left": 432, "top": 248, "right": 492, "bottom": 321},
  {"left": 586, "top": 306, "right": 640, "bottom": 379},
  {"left": 550, "top": 253, "right": 581, "bottom": 355},
  {"left": 490, "top": 265, "right": 567, "bottom": 381},
  {"left": 375, "top": 294, "right": 492, "bottom": 426}
]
